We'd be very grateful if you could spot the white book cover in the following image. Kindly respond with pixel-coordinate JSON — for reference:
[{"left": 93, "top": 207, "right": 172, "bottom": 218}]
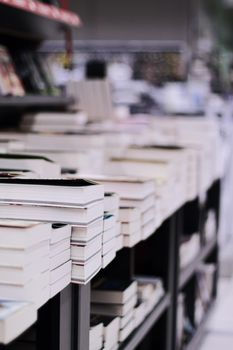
[
  {"left": 115, "top": 234, "right": 123, "bottom": 252},
  {"left": 102, "top": 249, "right": 116, "bottom": 269},
  {"left": 91, "top": 280, "right": 137, "bottom": 305},
  {"left": 50, "top": 273, "right": 71, "bottom": 299},
  {"left": 91, "top": 294, "right": 137, "bottom": 317},
  {"left": 0, "top": 301, "right": 37, "bottom": 344},
  {"left": 0, "top": 240, "right": 49, "bottom": 267},
  {"left": 0, "top": 154, "right": 61, "bottom": 178},
  {"left": 50, "top": 238, "right": 70, "bottom": 258},
  {"left": 142, "top": 207, "right": 155, "bottom": 226},
  {"left": 119, "top": 207, "right": 141, "bottom": 223},
  {"left": 120, "top": 309, "right": 134, "bottom": 330},
  {"left": 120, "top": 194, "right": 155, "bottom": 213},
  {"left": 142, "top": 219, "right": 156, "bottom": 241},
  {"left": 118, "top": 318, "right": 135, "bottom": 342},
  {"left": 89, "top": 315, "right": 104, "bottom": 344},
  {"left": 81, "top": 175, "right": 155, "bottom": 200},
  {"left": 0, "top": 277, "right": 41, "bottom": 302},
  {"left": 71, "top": 218, "right": 103, "bottom": 243},
  {"left": 123, "top": 230, "right": 141, "bottom": 248},
  {"left": 50, "top": 260, "right": 71, "bottom": 285},
  {"left": 0, "top": 178, "right": 104, "bottom": 206},
  {"left": 50, "top": 249, "right": 70, "bottom": 271},
  {"left": 0, "top": 221, "right": 51, "bottom": 249},
  {"left": 51, "top": 224, "right": 71, "bottom": 245},
  {"left": 103, "top": 227, "right": 116, "bottom": 244},
  {"left": 72, "top": 251, "right": 101, "bottom": 284},
  {"left": 103, "top": 214, "right": 116, "bottom": 232},
  {"left": 0, "top": 200, "right": 104, "bottom": 225},
  {"left": 71, "top": 234, "right": 102, "bottom": 262},
  {"left": 104, "top": 192, "right": 120, "bottom": 214},
  {"left": 121, "top": 220, "right": 141, "bottom": 236},
  {"left": 102, "top": 237, "right": 116, "bottom": 257}
]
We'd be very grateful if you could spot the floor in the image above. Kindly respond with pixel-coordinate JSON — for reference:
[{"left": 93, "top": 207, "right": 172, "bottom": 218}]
[{"left": 200, "top": 278, "right": 233, "bottom": 349}]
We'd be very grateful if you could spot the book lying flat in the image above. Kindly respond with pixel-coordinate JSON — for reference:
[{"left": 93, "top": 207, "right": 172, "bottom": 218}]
[
  {"left": 123, "top": 230, "right": 141, "bottom": 248},
  {"left": 50, "top": 238, "right": 70, "bottom": 258},
  {"left": 51, "top": 224, "right": 71, "bottom": 245},
  {"left": 121, "top": 220, "right": 141, "bottom": 235},
  {"left": 104, "top": 192, "right": 120, "bottom": 214},
  {"left": 118, "top": 317, "right": 135, "bottom": 342},
  {"left": 50, "top": 261, "right": 71, "bottom": 285},
  {"left": 50, "top": 249, "right": 70, "bottom": 271},
  {"left": 71, "top": 218, "right": 103, "bottom": 243},
  {"left": 72, "top": 251, "right": 102, "bottom": 284},
  {"left": 91, "top": 295, "right": 137, "bottom": 317},
  {"left": 103, "top": 214, "right": 116, "bottom": 232},
  {"left": 120, "top": 194, "right": 155, "bottom": 213},
  {"left": 0, "top": 221, "right": 51, "bottom": 249},
  {"left": 142, "top": 207, "right": 155, "bottom": 226},
  {"left": 0, "top": 154, "right": 61, "bottom": 178},
  {"left": 71, "top": 235, "right": 102, "bottom": 262},
  {"left": 103, "top": 227, "right": 117, "bottom": 244},
  {"left": 119, "top": 207, "right": 141, "bottom": 223},
  {"left": 0, "top": 301, "right": 37, "bottom": 344},
  {"left": 82, "top": 175, "right": 155, "bottom": 200},
  {"left": 102, "top": 249, "right": 116, "bottom": 269},
  {"left": 91, "top": 280, "right": 137, "bottom": 304},
  {"left": 0, "top": 200, "right": 104, "bottom": 225},
  {"left": 89, "top": 314, "right": 104, "bottom": 345},
  {"left": 0, "top": 178, "right": 104, "bottom": 206},
  {"left": 102, "top": 237, "right": 116, "bottom": 256},
  {"left": 50, "top": 273, "right": 71, "bottom": 299}
]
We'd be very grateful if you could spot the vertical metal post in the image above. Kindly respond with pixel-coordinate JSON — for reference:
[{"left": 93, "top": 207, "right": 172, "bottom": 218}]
[{"left": 72, "top": 283, "right": 90, "bottom": 350}]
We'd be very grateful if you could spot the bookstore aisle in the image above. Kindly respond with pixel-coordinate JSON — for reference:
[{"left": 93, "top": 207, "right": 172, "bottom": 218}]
[{"left": 0, "top": 1, "right": 233, "bottom": 350}]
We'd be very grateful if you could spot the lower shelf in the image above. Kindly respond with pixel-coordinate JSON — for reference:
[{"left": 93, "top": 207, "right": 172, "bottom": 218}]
[
  {"left": 0, "top": 95, "right": 73, "bottom": 109},
  {"left": 184, "top": 301, "right": 215, "bottom": 350},
  {"left": 119, "top": 294, "right": 171, "bottom": 350}
]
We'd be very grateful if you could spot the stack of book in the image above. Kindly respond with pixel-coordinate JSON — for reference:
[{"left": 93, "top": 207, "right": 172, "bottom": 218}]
[
  {"left": 0, "top": 153, "right": 61, "bottom": 178},
  {"left": 102, "top": 214, "right": 117, "bottom": 269},
  {"left": 85, "top": 175, "right": 156, "bottom": 242},
  {"left": 0, "top": 220, "right": 51, "bottom": 308},
  {"left": 50, "top": 224, "right": 72, "bottom": 298},
  {"left": 0, "top": 178, "right": 104, "bottom": 287},
  {"left": 91, "top": 279, "right": 138, "bottom": 343},
  {"left": 119, "top": 207, "right": 141, "bottom": 248},
  {"left": 20, "top": 111, "right": 87, "bottom": 133},
  {"left": 90, "top": 315, "right": 120, "bottom": 350},
  {"left": 104, "top": 192, "right": 122, "bottom": 252},
  {"left": 136, "top": 276, "right": 165, "bottom": 317},
  {"left": 0, "top": 300, "right": 37, "bottom": 345}
]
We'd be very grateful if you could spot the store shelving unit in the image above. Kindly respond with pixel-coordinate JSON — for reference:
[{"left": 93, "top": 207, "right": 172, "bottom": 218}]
[{"left": 0, "top": 3, "right": 221, "bottom": 350}]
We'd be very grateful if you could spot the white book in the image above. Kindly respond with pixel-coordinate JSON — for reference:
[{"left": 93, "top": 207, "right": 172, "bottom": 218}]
[
  {"left": 133, "top": 301, "right": 146, "bottom": 329},
  {"left": 0, "top": 240, "right": 49, "bottom": 267},
  {"left": 104, "top": 192, "right": 120, "bottom": 215},
  {"left": 123, "top": 230, "right": 141, "bottom": 248},
  {"left": 40, "top": 254, "right": 50, "bottom": 273},
  {"left": 96, "top": 315, "right": 120, "bottom": 349},
  {"left": 120, "top": 309, "right": 134, "bottom": 330},
  {"left": 51, "top": 224, "right": 71, "bottom": 245},
  {"left": 0, "top": 277, "right": 41, "bottom": 302},
  {"left": 142, "top": 219, "right": 156, "bottom": 240},
  {"left": 103, "top": 226, "right": 117, "bottom": 244},
  {"left": 71, "top": 235, "right": 102, "bottom": 262},
  {"left": 89, "top": 315, "right": 104, "bottom": 345},
  {"left": 119, "top": 207, "right": 141, "bottom": 223},
  {"left": 50, "top": 249, "right": 70, "bottom": 271},
  {"left": 0, "top": 200, "right": 104, "bottom": 225},
  {"left": 89, "top": 335, "right": 103, "bottom": 350},
  {"left": 82, "top": 175, "right": 155, "bottom": 200},
  {"left": 50, "top": 260, "right": 71, "bottom": 285},
  {"left": 118, "top": 318, "right": 135, "bottom": 342},
  {"left": 25, "top": 132, "right": 105, "bottom": 151},
  {"left": 37, "top": 284, "right": 50, "bottom": 309},
  {"left": 142, "top": 207, "right": 155, "bottom": 226},
  {"left": 102, "top": 237, "right": 116, "bottom": 256},
  {"left": 0, "top": 301, "right": 37, "bottom": 344},
  {"left": 91, "top": 295, "right": 137, "bottom": 317},
  {"left": 0, "top": 259, "right": 44, "bottom": 285},
  {"left": 0, "top": 138, "right": 24, "bottom": 152},
  {"left": 50, "top": 238, "right": 70, "bottom": 258},
  {"left": 72, "top": 251, "right": 101, "bottom": 284},
  {"left": 0, "top": 221, "right": 51, "bottom": 249},
  {"left": 0, "top": 178, "right": 104, "bottom": 206},
  {"left": 104, "top": 214, "right": 116, "bottom": 232},
  {"left": 71, "top": 218, "right": 103, "bottom": 243},
  {"left": 91, "top": 280, "right": 137, "bottom": 305},
  {"left": 50, "top": 273, "right": 71, "bottom": 298},
  {"left": 120, "top": 194, "right": 155, "bottom": 213},
  {"left": 115, "top": 234, "right": 123, "bottom": 252},
  {"left": 22, "top": 111, "right": 87, "bottom": 128},
  {"left": 121, "top": 220, "right": 141, "bottom": 235},
  {"left": 102, "top": 249, "right": 116, "bottom": 269},
  {"left": 0, "top": 154, "right": 61, "bottom": 178}
]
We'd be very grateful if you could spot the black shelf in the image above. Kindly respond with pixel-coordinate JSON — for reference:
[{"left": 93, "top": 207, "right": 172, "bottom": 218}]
[
  {"left": 179, "top": 237, "right": 218, "bottom": 290},
  {"left": 0, "top": 95, "right": 73, "bottom": 110},
  {"left": 0, "top": 1, "right": 80, "bottom": 42},
  {"left": 119, "top": 294, "right": 171, "bottom": 350}
]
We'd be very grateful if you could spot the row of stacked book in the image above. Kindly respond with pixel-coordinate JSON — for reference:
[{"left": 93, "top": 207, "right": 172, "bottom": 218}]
[{"left": 0, "top": 112, "right": 226, "bottom": 346}]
